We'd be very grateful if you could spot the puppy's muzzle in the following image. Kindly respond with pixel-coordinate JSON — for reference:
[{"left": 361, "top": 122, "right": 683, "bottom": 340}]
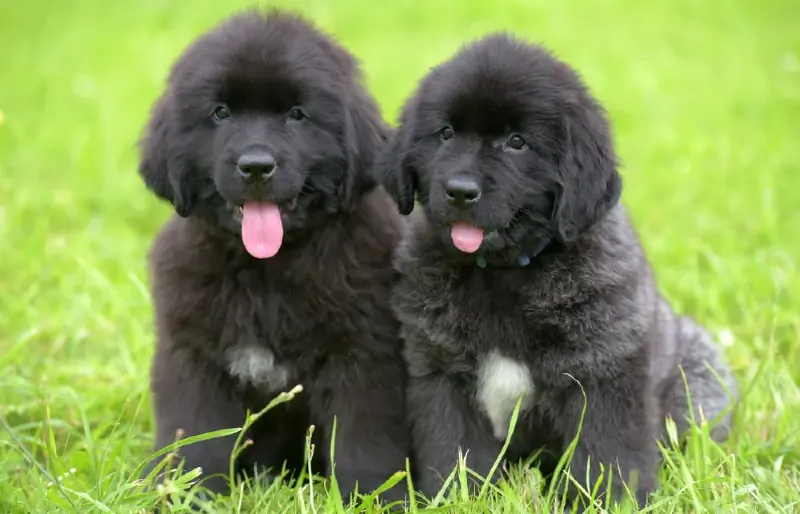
[
  {"left": 237, "top": 150, "right": 277, "bottom": 184},
  {"left": 445, "top": 176, "right": 482, "bottom": 209}
]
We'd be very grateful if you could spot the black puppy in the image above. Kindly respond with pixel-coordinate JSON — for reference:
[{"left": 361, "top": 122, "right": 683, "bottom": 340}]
[
  {"left": 137, "top": 9, "right": 408, "bottom": 504},
  {"left": 374, "top": 33, "right": 737, "bottom": 509}
]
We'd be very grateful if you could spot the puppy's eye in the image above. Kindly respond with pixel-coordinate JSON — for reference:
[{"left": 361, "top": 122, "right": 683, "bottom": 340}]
[
  {"left": 440, "top": 127, "right": 454, "bottom": 141},
  {"left": 507, "top": 134, "right": 527, "bottom": 150},
  {"left": 211, "top": 105, "right": 231, "bottom": 121},
  {"left": 287, "top": 107, "right": 307, "bottom": 121}
]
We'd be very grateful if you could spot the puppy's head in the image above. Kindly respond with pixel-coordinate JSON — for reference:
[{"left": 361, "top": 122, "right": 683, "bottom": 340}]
[
  {"left": 138, "top": 10, "right": 386, "bottom": 258},
  {"left": 375, "top": 34, "right": 621, "bottom": 263}
]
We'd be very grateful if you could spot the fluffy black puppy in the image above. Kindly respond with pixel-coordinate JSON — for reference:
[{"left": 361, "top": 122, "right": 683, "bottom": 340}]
[
  {"left": 374, "top": 33, "right": 737, "bottom": 508},
  {"left": 137, "top": 10, "right": 408, "bottom": 504}
]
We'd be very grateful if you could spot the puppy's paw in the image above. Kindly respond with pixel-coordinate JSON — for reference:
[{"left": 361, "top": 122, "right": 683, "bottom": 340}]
[{"left": 634, "top": 486, "right": 652, "bottom": 510}]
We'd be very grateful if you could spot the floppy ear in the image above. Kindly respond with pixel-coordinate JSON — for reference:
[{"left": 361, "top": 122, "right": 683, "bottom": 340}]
[
  {"left": 373, "top": 131, "right": 417, "bottom": 216},
  {"left": 138, "top": 94, "right": 196, "bottom": 217},
  {"left": 337, "top": 91, "right": 386, "bottom": 211},
  {"left": 553, "top": 102, "right": 622, "bottom": 243},
  {"left": 369, "top": 104, "right": 418, "bottom": 216}
]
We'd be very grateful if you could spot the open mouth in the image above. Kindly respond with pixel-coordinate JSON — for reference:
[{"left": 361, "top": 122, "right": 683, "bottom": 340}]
[
  {"left": 231, "top": 196, "right": 298, "bottom": 223},
  {"left": 227, "top": 196, "right": 299, "bottom": 260},
  {"left": 449, "top": 211, "right": 523, "bottom": 254}
]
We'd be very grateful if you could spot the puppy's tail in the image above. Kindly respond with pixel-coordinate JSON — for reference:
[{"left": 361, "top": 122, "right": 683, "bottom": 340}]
[{"left": 662, "top": 317, "right": 738, "bottom": 444}]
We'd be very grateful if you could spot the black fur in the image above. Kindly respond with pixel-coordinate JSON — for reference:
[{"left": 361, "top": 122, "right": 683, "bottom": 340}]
[
  {"left": 138, "top": 9, "right": 409, "bottom": 505},
  {"left": 374, "top": 33, "right": 737, "bottom": 509}
]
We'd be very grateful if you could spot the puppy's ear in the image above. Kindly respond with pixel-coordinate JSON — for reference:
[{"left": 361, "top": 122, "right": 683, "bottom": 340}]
[
  {"left": 370, "top": 103, "right": 418, "bottom": 216},
  {"left": 138, "top": 94, "right": 196, "bottom": 217},
  {"left": 553, "top": 102, "right": 622, "bottom": 243},
  {"left": 336, "top": 87, "right": 387, "bottom": 211},
  {"left": 373, "top": 131, "right": 417, "bottom": 216}
]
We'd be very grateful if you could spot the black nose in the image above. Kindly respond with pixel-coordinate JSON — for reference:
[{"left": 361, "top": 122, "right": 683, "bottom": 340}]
[
  {"left": 445, "top": 177, "right": 482, "bottom": 208},
  {"left": 237, "top": 152, "right": 277, "bottom": 182}
]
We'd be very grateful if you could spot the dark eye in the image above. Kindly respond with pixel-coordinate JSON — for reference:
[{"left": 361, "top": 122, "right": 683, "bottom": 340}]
[
  {"left": 287, "top": 107, "right": 306, "bottom": 121},
  {"left": 440, "top": 126, "right": 454, "bottom": 141},
  {"left": 211, "top": 105, "right": 231, "bottom": 121},
  {"left": 507, "top": 134, "right": 527, "bottom": 150}
]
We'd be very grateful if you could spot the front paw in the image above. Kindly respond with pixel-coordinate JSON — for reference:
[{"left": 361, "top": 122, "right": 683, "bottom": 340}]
[
  {"left": 559, "top": 468, "right": 652, "bottom": 512},
  {"left": 336, "top": 471, "right": 408, "bottom": 509},
  {"left": 373, "top": 485, "right": 410, "bottom": 512},
  {"left": 634, "top": 486, "right": 651, "bottom": 509},
  {"left": 412, "top": 468, "right": 451, "bottom": 502}
]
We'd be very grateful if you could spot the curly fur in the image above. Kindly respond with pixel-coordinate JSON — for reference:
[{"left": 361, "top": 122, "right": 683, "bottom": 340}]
[
  {"left": 138, "top": 9, "right": 409, "bottom": 504},
  {"left": 373, "top": 33, "right": 737, "bottom": 508}
]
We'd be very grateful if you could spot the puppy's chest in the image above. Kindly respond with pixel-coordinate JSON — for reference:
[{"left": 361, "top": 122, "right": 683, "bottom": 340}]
[
  {"left": 410, "top": 312, "right": 542, "bottom": 440},
  {"left": 410, "top": 291, "right": 535, "bottom": 358},
  {"left": 403, "top": 288, "right": 549, "bottom": 440},
  {"left": 474, "top": 350, "right": 539, "bottom": 440},
  {"left": 219, "top": 281, "right": 351, "bottom": 395},
  {"left": 225, "top": 343, "right": 296, "bottom": 395},
  {"left": 225, "top": 342, "right": 293, "bottom": 392},
  {"left": 218, "top": 290, "right": 312, "bottom": 395}
]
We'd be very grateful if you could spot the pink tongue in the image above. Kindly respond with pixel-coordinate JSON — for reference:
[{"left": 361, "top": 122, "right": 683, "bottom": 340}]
[
  {"left": 450, "top": 222, "right": 484, "bottom": 253},
  {"left": 241, "top": 202, "right": 283, "bottom": 259}
]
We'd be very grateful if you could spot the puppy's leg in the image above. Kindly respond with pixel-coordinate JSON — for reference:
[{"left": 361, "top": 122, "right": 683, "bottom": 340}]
[
  {"left": 147, "top": 344, "right": 246, "bottom": 496},
  {"left": 663, "top": 317, "right": 738, "bottom": 443},
  {"left": 556, "top": 377, "right": 660, "bottom": 510},
  {"left": 310, "top": 352, "right": 410, "bottom": 506},
  {"left": 408, "top": 372, "right": 504, "bottom": 499}
]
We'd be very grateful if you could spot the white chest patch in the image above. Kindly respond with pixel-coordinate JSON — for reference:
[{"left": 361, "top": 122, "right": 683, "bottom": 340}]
[
  {"left": 226, "top": 345, "right": 290, "bottom": 393},
  {"left": 476, "top": 350, "right": 535, "bottom": 440}
]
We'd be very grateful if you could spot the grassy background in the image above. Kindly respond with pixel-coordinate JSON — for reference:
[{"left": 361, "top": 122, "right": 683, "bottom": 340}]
[{"left": 1, "top": 0, "right": 798, "bottom": 512}]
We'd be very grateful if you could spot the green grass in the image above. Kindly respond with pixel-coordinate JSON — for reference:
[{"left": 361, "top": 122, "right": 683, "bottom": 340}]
[{"left": 1, "top": 0, "right": 798, "bottom": 511}]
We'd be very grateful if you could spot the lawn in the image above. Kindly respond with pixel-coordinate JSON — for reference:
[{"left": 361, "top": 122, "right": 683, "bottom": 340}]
[{"left": 0, "top": 0, "right": 798, "bottom": 512}]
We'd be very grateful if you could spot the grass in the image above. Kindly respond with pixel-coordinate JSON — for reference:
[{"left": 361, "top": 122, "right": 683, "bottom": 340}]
[{"left": 0, "top": 0, "right": 798, "bottom": 511}]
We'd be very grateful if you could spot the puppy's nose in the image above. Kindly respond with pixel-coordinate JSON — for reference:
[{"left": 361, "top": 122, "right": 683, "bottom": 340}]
[
  {"left": 445, "top": 177, "right": 482, "bottom": 208},
  {"left": 237, "top": 152, "right": 277, "bottom": 183}
]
